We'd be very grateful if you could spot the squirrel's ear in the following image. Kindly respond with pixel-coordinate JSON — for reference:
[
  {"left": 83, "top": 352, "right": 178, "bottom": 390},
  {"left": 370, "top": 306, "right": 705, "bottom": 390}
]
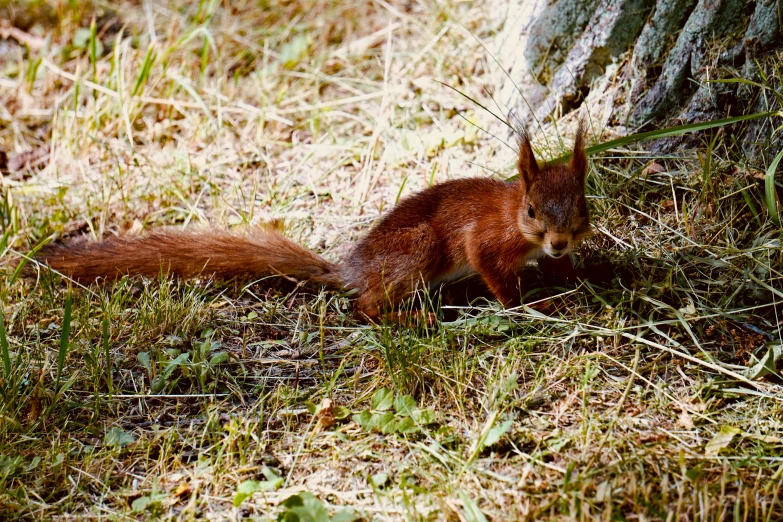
[
  {"left": 517, "top": 130, "right": 540, "bottom": 185},
  {"left": 569, "top": 119, "right": 587, "bottom": 181}
]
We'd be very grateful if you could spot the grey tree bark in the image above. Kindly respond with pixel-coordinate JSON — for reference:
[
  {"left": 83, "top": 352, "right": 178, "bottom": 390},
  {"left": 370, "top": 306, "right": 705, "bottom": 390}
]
[{"left": 492, "top": 0, "right": 782, "bottom": 158}]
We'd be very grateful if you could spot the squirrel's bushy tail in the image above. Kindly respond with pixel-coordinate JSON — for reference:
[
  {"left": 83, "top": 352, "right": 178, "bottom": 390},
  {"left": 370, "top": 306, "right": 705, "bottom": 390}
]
[{"left": 37, "top": 227, "right": 345, "bottom": 287}]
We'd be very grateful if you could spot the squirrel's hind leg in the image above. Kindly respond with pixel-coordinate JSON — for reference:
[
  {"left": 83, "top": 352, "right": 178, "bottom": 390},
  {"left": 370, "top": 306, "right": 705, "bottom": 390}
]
[
  {"left": 352, "top": 224, "right": 441, "bottom": 324},
  {"left": 354, "top": 289, "right": 436, "bottom": 326}
]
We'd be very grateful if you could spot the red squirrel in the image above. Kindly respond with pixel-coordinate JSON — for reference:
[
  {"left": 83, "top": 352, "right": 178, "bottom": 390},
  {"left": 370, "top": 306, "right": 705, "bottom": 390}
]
[{"left": 37, "top": 124, "right": 593, "bottom": 322}]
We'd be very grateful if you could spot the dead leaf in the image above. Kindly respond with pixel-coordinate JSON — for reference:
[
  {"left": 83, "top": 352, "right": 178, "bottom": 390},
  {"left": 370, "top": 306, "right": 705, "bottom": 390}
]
[
  {"left": 273, "top": 349, "right": 301, "bottom": 359},
  {"left": 677, "top": 410, "right": 695, "bottom": 429},
  {"left": 0, "top": 20, "right": 46, "bottom": 50},
  {"left": 744, "top": 433, "right": 783, "bottom": 444},
  {"left": 7, "top": 145, "right": 50, "bottom": 174},
  {"left": 412, "top": 76, "right": 432, "bottom": 90},
  {"left": 705, "top": 426, "right": 742, "bottom": 456},
  {"left": 26, "top": 394, "right": 42, "bottom": 424},
  {"left": 125, "top": 219, "right": 144, "bottom": 235},
  {"left": 594, "top": 481, "right": 612, "bottom": 502},
  {"left": 678, "top": 300, "right": 697, "bottom": 317},
  {"left": 173, "top": 482, "right": 191, "bottom": 498},
  {"left": 742, "top": 343, "right": 782, "bottom": 381},
  {"left": 333, "top": 23, "right": 402, "bottom": 57},
  {"left": 730, "top": 326, "right": 764, "bottom": 364},
  {"left": 166, "top": 472, "right": 184, "bottom": 483},
  {"left": 639, "top": 433, "right": 666, "bottom": 444},
  {"left": 26, "top": 368, "right": 46, "bottom": 425},
  {"left": 642, "top": 162, "right": 666, "bottom": 176},
  {"left": 316, "top": 397, "right": 336, "bottom": 428}
]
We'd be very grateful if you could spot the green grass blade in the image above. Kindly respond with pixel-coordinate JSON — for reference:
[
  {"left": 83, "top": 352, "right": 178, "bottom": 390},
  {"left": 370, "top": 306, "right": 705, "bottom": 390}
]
[
  {"left": 131, "top": 45, "right": 156, "bottom": 97},
  {"left": 394, "top": 176, "right": 409, "bottom": 205},
  {"left": 709, "top": 78, "right": 770, "bottom": 90},
  {"left": 0, "top": 309, "right": 10, "bottom": 379},
  {"left": 455, "top": 111, "right": 515, "bottom": 152},
  {"left": 89, "top": 16, "right": 98, "bottom": 84},
  {"left": 508, "top": 112, "right": 780, "bottom": 181},
  {"left": 55, "top": 292, "right": 73, "bottom": 391},
  {"left": 10, "top": 235, "right": 54, "bottom": 286},
  {"left": 201, "top": 37, "right": 209, "bottom": 76},
  {"left": 102, "top": 312, "right": 113, "bottom": 394},
  {"left": 584, "top": 112, "right": 778, "bottom": 158},
  {"left": 454, "top": 19, "right": 550, "bottom": 143},
  {"left": 765, "top": 148, "right": 783, "bottom": 227},
  {"left": 0, "top": 230, "right": 9, "bottom": 257},
  {"left": 511, "top": 111, "right": 781, "bottom": 172},
  {"left": 435, "top": 81, "right": 515, "bottom": 133},
  {"left": 709, "top": 78, "right": 783, "bottom": 104}
]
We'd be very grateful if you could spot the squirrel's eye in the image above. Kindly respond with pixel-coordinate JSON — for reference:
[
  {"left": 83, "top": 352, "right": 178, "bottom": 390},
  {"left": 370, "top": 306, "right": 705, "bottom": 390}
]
[
  {"left": 528, "top": 205, "right": 535, "bottom": 219},
  {"left": 579, "top": 204, "right": 587, "bottom": 217}
]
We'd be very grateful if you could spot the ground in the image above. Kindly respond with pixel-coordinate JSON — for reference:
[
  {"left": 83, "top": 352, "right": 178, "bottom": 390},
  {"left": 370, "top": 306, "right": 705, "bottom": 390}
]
[{"left": 1, "top": 1, "right": 782, "bottom": 520}]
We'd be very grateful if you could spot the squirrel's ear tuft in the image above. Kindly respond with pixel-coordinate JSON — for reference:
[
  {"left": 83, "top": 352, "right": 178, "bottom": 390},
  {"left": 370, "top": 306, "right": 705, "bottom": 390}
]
[
  {"left": 569, "top": 119, "right": 587, "bottom": 180},
  {"left": 517, "top": 129, "right": 540, "bottom": 186}
]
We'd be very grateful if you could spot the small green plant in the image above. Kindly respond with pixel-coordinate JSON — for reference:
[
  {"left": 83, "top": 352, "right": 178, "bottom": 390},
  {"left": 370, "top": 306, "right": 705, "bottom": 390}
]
[
  {"left": 131, "top": 485, "right": 167, "bottom": 516},
  {"left": 276, "top": 492, "right": 359, "bottom": 522},
  {"left": 137, "top": 328, "right": 230, "bottom": 393},
  {"left": 233, "top": 466, "right": 284, "bottom": 507},
  {"left": 352, "top": 388, "right": 437, "bottom": 435},
  {"left": 138, "top": 349, "right": 190, "bottom": 393},
  {"left": 764, "top": 148, "right": 783, "bottom": 226},
  {"left": 104, "top": 428, "right": 136, "bottom": 449}
]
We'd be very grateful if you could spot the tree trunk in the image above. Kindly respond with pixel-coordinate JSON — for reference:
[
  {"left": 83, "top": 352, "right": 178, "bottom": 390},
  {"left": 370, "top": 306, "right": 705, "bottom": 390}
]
[{"left": 493, "top": 0, "right": 782, "bottom": 160}]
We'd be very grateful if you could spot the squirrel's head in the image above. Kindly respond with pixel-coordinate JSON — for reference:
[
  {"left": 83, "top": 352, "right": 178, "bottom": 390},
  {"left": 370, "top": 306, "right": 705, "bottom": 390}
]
[{"left": 516, "top": 122, "right": 591, "bottom": 259}]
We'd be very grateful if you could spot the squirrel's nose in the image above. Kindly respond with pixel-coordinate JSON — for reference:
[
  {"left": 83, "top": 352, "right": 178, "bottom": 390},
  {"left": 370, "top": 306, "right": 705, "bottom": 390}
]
[{"left": 551, "top": 239, "right": 569, "bottom": 251}]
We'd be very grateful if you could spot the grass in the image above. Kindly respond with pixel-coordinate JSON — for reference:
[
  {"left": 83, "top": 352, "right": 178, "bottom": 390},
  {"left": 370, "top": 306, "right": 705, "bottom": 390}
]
[{"left": 1, "top": 0, "right": 783, "bottom": 520}]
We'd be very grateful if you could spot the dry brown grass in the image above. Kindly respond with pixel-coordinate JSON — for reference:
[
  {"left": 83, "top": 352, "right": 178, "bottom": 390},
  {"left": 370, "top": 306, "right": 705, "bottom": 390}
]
[{"left": 1, "top": 1, "right": 782, "bottom": 520}]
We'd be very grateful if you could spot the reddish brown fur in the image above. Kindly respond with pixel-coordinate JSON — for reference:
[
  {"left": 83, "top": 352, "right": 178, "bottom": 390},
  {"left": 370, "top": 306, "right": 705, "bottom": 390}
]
[
  {"left": 39, "top": 227, "right": 342, "bottom": 286},
  {"left": 37, "top": 125, "right": 591, "bottom": 322}
]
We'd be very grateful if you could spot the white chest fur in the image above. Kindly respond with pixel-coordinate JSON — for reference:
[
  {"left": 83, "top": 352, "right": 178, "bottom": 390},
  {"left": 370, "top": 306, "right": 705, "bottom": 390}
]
[
  {"left": 429, "top": 263, "right": 475, "bottom": 287},
  {"left": 523, "top": 247, "right": 546, "bottom": 264}
]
